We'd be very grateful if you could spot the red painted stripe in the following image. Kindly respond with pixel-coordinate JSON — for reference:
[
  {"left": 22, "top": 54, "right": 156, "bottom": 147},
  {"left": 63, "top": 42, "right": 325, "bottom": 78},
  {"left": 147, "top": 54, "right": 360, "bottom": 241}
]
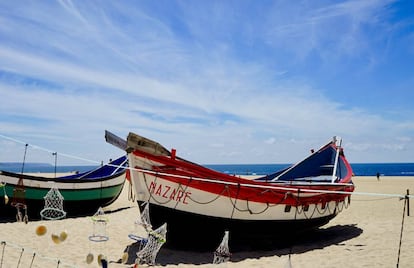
[{"left": 131, "top": 145, "right": 354, "bottom": 206}]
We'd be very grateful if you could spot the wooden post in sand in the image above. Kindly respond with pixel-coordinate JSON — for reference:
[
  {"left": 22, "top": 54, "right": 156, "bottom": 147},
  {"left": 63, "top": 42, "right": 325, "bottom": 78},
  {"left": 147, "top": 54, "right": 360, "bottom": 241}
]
[{"left": 407, "top": 189, "right": 410, "bottom": 217}]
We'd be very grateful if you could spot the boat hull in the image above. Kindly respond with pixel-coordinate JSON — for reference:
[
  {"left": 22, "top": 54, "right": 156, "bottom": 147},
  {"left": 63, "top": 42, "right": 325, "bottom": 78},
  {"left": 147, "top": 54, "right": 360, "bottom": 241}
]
[
  {"left": 0, "top": 182, "right": 124, "bottom": 220},
  {"left": 140, "top": 201, "right": 339, "bottom": 250},
  {"left": 125, "top": 133, "right": 354, "bottom": 249},
  {"left": 129, "top": 155, "right": 352, "bottom": 249},
  {"left": 0, "top": 156, "right": 127, "bottom": 220},
  {"left": 132, "top": 168, "right": 350, "bottom": 249}
]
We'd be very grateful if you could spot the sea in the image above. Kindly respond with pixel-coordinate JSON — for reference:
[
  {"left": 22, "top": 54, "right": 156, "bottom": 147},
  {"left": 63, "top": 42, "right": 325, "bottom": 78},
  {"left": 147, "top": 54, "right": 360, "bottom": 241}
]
[{"left": 1, "top": 162, "right": 414, "bottom": 177}]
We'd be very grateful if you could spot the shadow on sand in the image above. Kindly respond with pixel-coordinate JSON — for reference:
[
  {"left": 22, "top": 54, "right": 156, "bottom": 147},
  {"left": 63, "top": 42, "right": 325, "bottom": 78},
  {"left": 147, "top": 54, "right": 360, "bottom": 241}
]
[{"left": 118, "top": 224, "right": 362, "bottom": 265}]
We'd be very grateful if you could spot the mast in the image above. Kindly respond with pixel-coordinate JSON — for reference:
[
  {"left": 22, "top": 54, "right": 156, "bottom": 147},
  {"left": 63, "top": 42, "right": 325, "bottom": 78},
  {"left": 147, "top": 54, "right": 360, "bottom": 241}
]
[{"left": 331, "top": 136, "right": 342, "bottom": 183}]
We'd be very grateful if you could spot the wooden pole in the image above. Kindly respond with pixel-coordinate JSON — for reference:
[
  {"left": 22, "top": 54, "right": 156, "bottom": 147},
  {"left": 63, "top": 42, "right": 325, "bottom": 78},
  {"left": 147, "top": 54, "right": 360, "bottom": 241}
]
[{"left": 407, "top": 189, "right": 410, "bottom": 217}]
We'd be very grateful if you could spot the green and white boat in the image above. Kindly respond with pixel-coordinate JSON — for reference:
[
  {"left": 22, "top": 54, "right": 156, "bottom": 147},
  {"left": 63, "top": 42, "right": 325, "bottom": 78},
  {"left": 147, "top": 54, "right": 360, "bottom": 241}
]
[{"left": 0, "top": 155, "right": 128, "bottom": 220}]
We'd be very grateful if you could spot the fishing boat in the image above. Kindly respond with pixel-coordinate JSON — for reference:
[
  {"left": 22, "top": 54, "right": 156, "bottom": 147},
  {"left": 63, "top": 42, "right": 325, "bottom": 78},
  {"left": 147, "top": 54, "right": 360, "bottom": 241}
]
[
  {"left": 0, "top": 156, "right": 128, "bottom": 220},
  {"left": 118, "top": 132, "right": 354, "bottom": 249}
]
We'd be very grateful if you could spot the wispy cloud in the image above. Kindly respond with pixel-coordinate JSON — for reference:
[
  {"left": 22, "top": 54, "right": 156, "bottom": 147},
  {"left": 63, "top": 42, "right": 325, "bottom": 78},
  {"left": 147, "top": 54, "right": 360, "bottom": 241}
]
[
  {"left": 264, "top": 0, "right": 395, "bottom": 60},
  {"left": 0, "top": 1, "right": 413, "bottom": 164}
]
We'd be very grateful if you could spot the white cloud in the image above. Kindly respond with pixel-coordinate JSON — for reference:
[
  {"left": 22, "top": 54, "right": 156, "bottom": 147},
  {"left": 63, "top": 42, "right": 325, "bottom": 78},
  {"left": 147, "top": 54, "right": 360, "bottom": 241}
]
[{"left": 0, "top": 1, "right": 413, "bottom": 165}]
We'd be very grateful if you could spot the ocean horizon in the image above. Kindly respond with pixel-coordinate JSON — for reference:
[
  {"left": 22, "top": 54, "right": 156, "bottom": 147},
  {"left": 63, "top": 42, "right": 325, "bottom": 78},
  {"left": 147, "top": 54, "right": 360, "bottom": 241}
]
[{"left": 1, "top": 162, "right": 414, "bottom": 177}]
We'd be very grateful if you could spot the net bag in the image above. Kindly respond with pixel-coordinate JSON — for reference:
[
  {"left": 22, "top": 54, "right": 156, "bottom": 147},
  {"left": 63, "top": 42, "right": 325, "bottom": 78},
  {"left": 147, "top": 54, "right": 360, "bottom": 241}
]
[
  {"left": 89, "top": 207, "right": 109, "bottom": 242},
  {"left": 213, "top": 231, "right": 231, "bottom": 264},
  {"left": 40, "top": 186, "right": 66, "bottom": 220},
  {"left": 128, "top": 202, "right": 152, "bottom": 243},
  {"left": 135, "top": 223, "right": 167, "bottom": 266}
]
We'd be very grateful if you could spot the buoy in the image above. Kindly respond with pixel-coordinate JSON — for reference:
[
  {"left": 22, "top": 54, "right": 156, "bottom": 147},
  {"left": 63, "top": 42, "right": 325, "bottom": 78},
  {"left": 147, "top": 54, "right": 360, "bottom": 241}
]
[
  {"left": 59, "top": 231, "right": 68, "bottom": 242},
  {"left": 86, "top": 253, "right": 94, "bottom": 264},
  {"left": 51, "top": 233, "right": 61, "bottom": 244},
  {"left": 35, "top": 225, "right": 47, "bottom": 236},
  {"left": 121, "top": 252, "right": 128, "bottom": 264}
]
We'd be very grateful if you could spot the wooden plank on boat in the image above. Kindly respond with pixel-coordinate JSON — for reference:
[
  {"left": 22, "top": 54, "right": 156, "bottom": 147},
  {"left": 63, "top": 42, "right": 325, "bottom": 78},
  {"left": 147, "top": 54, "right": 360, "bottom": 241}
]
[{"left": 105, "top": 130, "right": 127, "bottom": 150}]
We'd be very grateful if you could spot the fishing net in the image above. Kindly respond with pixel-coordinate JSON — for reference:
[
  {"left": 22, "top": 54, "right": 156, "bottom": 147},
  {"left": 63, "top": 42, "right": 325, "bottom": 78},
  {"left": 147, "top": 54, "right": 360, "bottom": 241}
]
[
  {"left": 135, "top": 223, "right": 167, "bottom": 266},
  {"left": 124, "top": 202, "right": 153, "bottom": 264},
  {"left": 129, "top": 202, "right": 152, "bottom": 241},
  {"left": 40, "top": 186, "right": 66, "bottom": 220},
  {"left": 89, "top": 207, "right": 109, "bottom": 242},
  {"left": 86, "top": 208, "right": 109, "bottom": 266},
  {"left": 213, "top": 231, "right": 231, "bottom": 264},
  {"left": 138, "top": 202, "right": 152, "bottom": 232}
]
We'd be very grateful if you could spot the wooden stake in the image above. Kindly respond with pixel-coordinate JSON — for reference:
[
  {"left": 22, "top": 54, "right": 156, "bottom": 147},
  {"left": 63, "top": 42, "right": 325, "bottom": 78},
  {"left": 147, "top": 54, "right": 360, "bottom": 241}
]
[{"left": 407, "top": 189, "right": 410, "bottom": 217}]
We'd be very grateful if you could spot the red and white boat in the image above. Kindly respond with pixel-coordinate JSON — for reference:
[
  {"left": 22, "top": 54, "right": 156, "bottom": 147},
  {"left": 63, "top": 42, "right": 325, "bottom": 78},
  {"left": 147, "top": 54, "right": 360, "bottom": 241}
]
[{"left": 112, "top": 132, "right": 354, "bottom": 249}]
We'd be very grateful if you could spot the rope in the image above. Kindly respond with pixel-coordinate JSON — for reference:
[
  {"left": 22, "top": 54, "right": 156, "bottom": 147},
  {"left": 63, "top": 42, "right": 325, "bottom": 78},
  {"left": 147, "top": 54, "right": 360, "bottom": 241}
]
[
  {"left": 29, "top": 252, "right": 36, "bottom": 268},
  {"left": 2, "top": 133, "right": 414, "bottom": 201},
  {"left": 0, "top": 241, "right": 5, "bottom": 268},
  {"left": 173, "top": 182, "right": 191, "bottom": 210},
  {"left": 20, "top": 144, "right": 28, "bottom": 174},
  {"left": 4, "top": 133, "right": 414, "bottom": 266},
  {"left": 186, "top": 185, "right": 229, "bottom": 205},
  {"left": 230, "top": 184, "right": 241, "bottom": 219},
  {"left": 139, "top": 168, "right": 405, "bottom": 220},
  {"left": 128, "top": 180, "right": 135, "bottom": 202},
  {"left": 0, "top": 240, "right": 77, "bottom": 268},
  {"left": 154, "top": 170, "right": 414, "bottom": 198},
  {"left": 352, "top": 197, "right": 396, "bottom": 202},
  {"left": 0, "top": 134, "right": 101, "bottom": 165},
  {"left": 144, "top": 173, "right": 174, "bottom": 205},
  {"left": 144, "top": 173, "right": 228, "bottom": 206},
  {"left": 16, "top": 248, "right": 23, "bottom": 268},
  {"left": 396, "top": 196, "right": 407, "bottom": 268},
  {"left": 288, "top": 189, "right": 300, "bottom": 263},
  {"left": 136, "top": 168, "right": 412, "bottom": 200},
  {"left": 3, "top": 133, "right": 414, "bottom": 203},
  {"left": 245, "top": 199, "right": 271, "bottom": 215}
]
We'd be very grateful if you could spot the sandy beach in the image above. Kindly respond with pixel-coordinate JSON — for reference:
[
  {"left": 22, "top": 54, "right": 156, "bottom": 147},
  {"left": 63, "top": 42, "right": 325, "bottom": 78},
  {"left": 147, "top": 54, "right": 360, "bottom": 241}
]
[{"left": 1, "top": 176, "right": 413, "bottom": 267}]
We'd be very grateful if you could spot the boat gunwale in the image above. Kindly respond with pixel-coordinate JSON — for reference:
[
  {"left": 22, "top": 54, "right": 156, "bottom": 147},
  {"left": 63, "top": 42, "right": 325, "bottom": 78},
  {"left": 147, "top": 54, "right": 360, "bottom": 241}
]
[
  {"left": 128, "top": 149, "right": 354, "bottom": 195},
  {"left": 0, "top": 168, "right": 126, "bottom": 183}
]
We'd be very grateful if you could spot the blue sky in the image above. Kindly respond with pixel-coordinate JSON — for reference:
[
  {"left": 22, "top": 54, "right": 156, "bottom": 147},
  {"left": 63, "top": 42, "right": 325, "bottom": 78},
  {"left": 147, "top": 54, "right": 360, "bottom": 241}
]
[{"left": 1, "top": 0, "right": 414, "bottom": 165}]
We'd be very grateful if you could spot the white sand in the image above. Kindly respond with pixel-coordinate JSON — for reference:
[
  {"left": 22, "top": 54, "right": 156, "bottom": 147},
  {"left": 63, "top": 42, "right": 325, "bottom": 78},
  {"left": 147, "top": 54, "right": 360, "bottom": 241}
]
[{"left": 1, "top": 176, "right": 414, "bottom": 267}]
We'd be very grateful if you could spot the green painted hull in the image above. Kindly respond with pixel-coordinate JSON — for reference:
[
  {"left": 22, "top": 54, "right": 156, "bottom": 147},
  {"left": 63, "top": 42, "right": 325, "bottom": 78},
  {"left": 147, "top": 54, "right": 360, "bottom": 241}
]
[
  {"left": 1, "top": 183, "right": 124, "bottom": 201},
  {"left": 1, "top": 183, "right": 124, "bottom": 219}
]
